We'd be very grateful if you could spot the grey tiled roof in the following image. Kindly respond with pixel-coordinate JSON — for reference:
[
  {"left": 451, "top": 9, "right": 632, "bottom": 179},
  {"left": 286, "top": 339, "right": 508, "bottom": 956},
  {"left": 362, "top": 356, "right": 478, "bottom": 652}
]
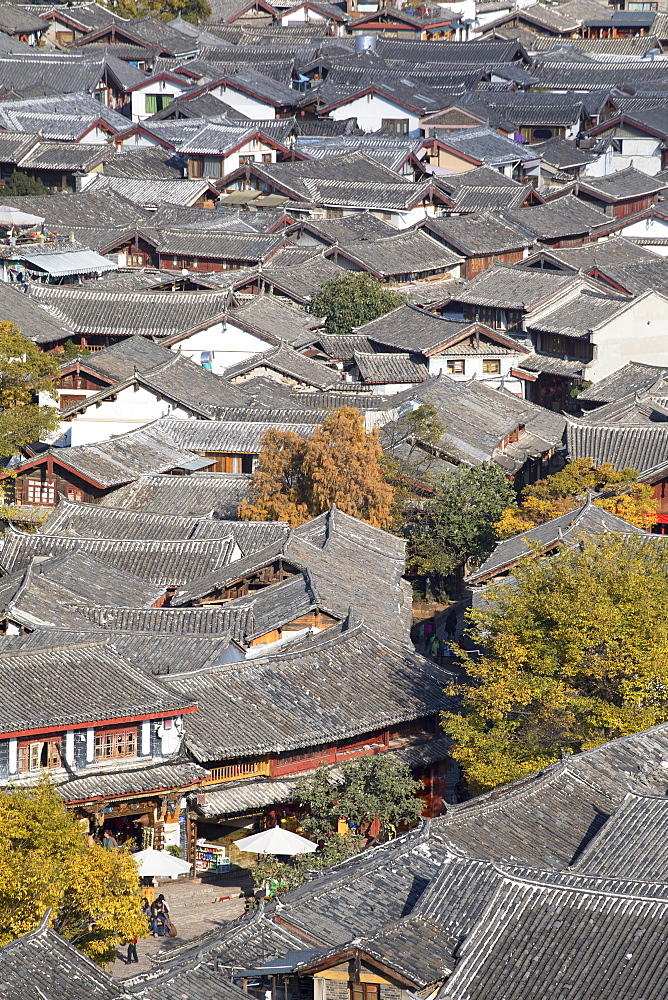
[
  {"left": 167, "top": 614, "right": 455, "bottom": 761},
  {"left": 354, "top": 350, "right": 428, "bottom": 385},
  {"left": 330, "top": 230, "right": 462, "bottom": 278},
  {"left": 59, "top": 354, "right": 250, "bottom": 420},
  {"left": 61, "top": 335, "right": 175, "bottom": 384},
  {"left": 0, "top": 187, "right": 143, "bottom": 229},
  {"left": 0, "top": 921, "right": 119, "bottom": 1000},
  {"left": 438, "top": 870, "right": 668, "bottom": 1000},
  {"left": 1, "top": 526, "right": 239, "bottom": 588},
  {"left": 89, "top": 175, "right": 216, "bottom": 211},
  {"left": 102, "top": 145, "right": 189, "bottom": 180},
  {"left": 452, "top": 263, "right": 577, "bottom": 310},
  {"left": 356, "top": 305, "right": 471, "bottom": 354},
  {"left": 467, "top": 498, "right": 647, "bottom": 584},
  {"left": 423, "top": 213, "right": 532, "bottom": 256},
  {"left": 526, "top": 286, "right": 631, "bottom": 339},
  {"left": 152, "top": 414, "right": 318, "bottom": 453},
  {"left": 226, "top": 294, "right": 324, "bottom": 348},
  {"left": 578, "top": 165, "right": 667, "bottom": 202},
  {"left": 566, "top": 419, "right": 668, "bottom": 474},
  {"left": 503, "top": 195, "right": 611, "bottom": 240},
  {"left": 571, "top": 789, "right": 668, "bottom": 880},
  {"left": 38, "top": 496, "right": 234, "bottom": 541},
  {"left": 56, "top": 759, "right": 208, "bottom": 804},
  {"left": 390, "top": 374, "right": 566, "bottom": 472},
  {"left": 14, "top": 622, "right": 247, "bottom": 672},
  {"left": 0, "top": 639, "right": 192, "bottom": 734},
  {"left": 99, "top": 471, "right": 253, "bottom": 517},
  {"left": 223, "top": 342, "right": 338, "bottom": 389},
  {"left": 436, "top": 125, "right": 542, "bottom": 165},
  {"left": 578, "top": 361, "right": 667, "bottom": 404},
  {"left": 27, "top": 284, "right": 231, "bottom": 340},
  {"left": 0, "top": 279, "right": 73, "bottom": 346},
  {"left": 10, "top": 420, "right": 217, "bottom": 487}
]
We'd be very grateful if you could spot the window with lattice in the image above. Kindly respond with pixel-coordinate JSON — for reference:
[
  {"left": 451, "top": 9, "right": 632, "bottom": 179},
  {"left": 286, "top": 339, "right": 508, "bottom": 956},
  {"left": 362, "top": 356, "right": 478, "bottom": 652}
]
[{"left": 94, "top": 726, "right": 138, "bottom": 761}]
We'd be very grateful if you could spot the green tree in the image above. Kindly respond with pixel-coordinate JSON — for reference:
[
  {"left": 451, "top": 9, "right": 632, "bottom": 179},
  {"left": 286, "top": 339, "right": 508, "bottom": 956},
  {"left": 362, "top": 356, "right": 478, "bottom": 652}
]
[
  {"left": 0, "top": 321, "right": 60, "bottom": 458},
  {"left": 3, "top": 172, "right": 49, "bottom": 196},
  {"left": 443, "top": 534, "right": 668, "bottom": 793},
  {"left": 381, "top": 403, "right": 447, "bottom": 490},
  {"left": 102, "top": 0, "right": 211, "bottom": 23},
  {"left": 239, "top": 407, "right": 395, "bottom": 527},
  {"left": 406, "top": 462, "right": 515, "bottom": 590},
  {"left": 250, "top": 832, "right": 362, "bottom": 899},
  {"left": 310, "top": 273, "right": 403, "bottom": 336},
  {"left": 0, "top": 781, "right": 147, "bottom": 966},
  {"left": 296, "top": 756, "right": 424, "bottom": 841},
  {"left": 495, "top": 457, "right": 657, "bottom": 537}
]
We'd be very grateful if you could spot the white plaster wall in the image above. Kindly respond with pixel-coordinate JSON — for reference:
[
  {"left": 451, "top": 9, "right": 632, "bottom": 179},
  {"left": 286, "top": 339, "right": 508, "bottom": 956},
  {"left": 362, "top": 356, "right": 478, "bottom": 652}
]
[
  {"left": 587, "top": 292, "right": 668, "bottom": 381},
  {"left": 117, "top": 131, "right": 164, "bottom": 148},
  {"left": 212, "top": 84, "right": 276, "bottom": 119},
  {"left": 131, "top": 79, "right": 190, "bottom": 121},
  {"left": 170, "top": 321, "right": 274, "bottom": 374},
  {"left": 328, "top": 93, "right": 421, "bottom": 136},
  {"left": 223, "top": 138, "right": 279, "bottom": 173},
  {"left": 617, "top": 215, "right": 668, "bottom": 254},
  {"left": 582, "top": 147, "right": 613, "bottom": 178},
  {"left": 57, "top": 384, "right": 194, "bottom": 446},
  {"left": 605, "top": 138, "right": 663, "bottom": 176},
  {"left": 428, "top": 353, "right": 523, "bottom": 382}
]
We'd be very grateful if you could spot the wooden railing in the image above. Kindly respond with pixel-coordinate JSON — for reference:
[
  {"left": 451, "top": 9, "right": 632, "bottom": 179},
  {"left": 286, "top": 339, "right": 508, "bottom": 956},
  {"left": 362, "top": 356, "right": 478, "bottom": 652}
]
[{"left": 204, "top": 759, "right": 271, "bottom": 784}]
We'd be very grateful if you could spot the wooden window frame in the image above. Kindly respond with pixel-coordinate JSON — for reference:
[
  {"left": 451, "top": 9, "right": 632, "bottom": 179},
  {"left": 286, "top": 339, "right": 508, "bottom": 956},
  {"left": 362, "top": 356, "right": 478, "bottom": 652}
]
[
  {"left": 381, "top": 117, "right": 409, "bottom": 135},
  {"left": 94, "top": 725, "right": 138, "bottom": 762},
  {"left": 18, "top": 738, "right": 61, "bottom": 773},
  {"left": 447, "top": 359, "right": 465, "bottom": 375},
  {"left": 351, "top": 985, "right": 379, "bottom": 1000},
  {"left": 25, "top": 479, "right": 56, "bottom": 505},
  {"left": 482, "top": 358, "right": 501, "bottom": 374}
]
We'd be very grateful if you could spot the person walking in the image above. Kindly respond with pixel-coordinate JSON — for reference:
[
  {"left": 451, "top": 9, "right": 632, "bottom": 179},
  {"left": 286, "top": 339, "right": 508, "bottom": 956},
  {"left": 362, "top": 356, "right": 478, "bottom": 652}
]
[{"left": 126, "top": 937, "right": 138, "bottom": 964}]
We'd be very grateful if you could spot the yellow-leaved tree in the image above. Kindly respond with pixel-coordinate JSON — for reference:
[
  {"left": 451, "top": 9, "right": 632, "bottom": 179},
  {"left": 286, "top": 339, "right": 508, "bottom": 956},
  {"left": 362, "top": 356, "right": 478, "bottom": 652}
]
[
  {"left": 0, "top": 320, "right": 60, "bottom": 458},
  {"left": 494, "top": 458, "right": 657, "bottom": 538},
  {"left": 443, "top": 534, "right": 668, "bottom": 794},
  {"left": 239, "top": 407, "right": 395, "bottom": 527},
  {"left": 0, "top": 781, "right": 147, "bottom": 966}
]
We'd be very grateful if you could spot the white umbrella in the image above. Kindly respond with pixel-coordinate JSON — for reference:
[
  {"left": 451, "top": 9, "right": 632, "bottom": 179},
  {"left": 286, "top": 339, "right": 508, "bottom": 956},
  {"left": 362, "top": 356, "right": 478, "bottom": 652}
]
[
  {"left": 235, "top": 827, "right": 317, "bottom": 855},
  {"left": 132, "top": 847, "right": 192, "bottom": 878},
  {"left": 0, "top": 206, "right": 44, "bottom": 227}
]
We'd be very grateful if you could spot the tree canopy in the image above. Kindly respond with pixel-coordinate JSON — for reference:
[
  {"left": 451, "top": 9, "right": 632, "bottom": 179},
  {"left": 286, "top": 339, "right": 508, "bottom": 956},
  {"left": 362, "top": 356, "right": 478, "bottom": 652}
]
[
  {"left": 442, "top": 534, "right": 668, "bottom": 793},
  {"left": 103, "top": 0, "right": 211, "bottom": 23},
  {"left": 238, "top": 406, "right": 395, "bottom": 527},
  {"left": 381, "top": 403, "right": 448, "bottom": 491},
  {"left": 0, "top": 781, "right": 146, "bottom": 965},
  {"left": 309, "top": 273, "right": 403, "bottom": 336},
  {"left": 296, "top": 756, "right": 424, "bottom": 841},
  {"left": 0, "top": 321, "right": 60, "bottom": 458},
  {"left": 495, "top": 458, "right": 657, "bottom": 537},
  {"left": 406, "top": 462, "right": 515, "bottom": 587},
  {"left": 248, "top": 756, "right": 423, "bottom": 899}
]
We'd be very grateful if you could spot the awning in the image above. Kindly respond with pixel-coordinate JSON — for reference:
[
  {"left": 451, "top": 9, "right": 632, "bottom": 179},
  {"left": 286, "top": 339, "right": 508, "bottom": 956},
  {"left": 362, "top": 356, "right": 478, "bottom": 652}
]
[{"left": 21, "top": 249, "right": 117, "bottom": 277}]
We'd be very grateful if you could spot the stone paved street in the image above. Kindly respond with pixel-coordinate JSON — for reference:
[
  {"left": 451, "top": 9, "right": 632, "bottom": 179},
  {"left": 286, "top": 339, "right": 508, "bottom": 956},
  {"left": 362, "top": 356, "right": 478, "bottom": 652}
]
[{"left": 110, "top": 872, "right": 251, "bottom": 979}]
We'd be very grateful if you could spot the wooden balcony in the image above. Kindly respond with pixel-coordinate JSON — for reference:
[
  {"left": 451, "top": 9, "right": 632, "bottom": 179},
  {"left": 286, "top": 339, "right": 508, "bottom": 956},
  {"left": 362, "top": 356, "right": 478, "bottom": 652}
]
[{"left": 204, "top": 759, "right": 271, "bottom": 784}]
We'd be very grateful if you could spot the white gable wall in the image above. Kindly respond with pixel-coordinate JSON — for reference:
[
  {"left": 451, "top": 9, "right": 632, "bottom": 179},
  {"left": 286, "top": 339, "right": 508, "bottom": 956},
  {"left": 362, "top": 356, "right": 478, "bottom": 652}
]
[
  {"left": 212, "top": 84, "right": 276, "bottom": 119},
  {"left": 169, "top": 320, "right": 275, "bottom": 374},
  {"left": 130, "top": 79, "right": 192, "bottom": 121},
  {"left": 55, "top": 383, "right": 195, "bottom": 447},
  {"left": 587, "top": 292, "right": 668, "bottom": 381},
  {"left": 616, "top": 214, "right": 668, "bottom": 254},
  {"left": 327, "top": 93, "right": 421, "bottom": 136}
]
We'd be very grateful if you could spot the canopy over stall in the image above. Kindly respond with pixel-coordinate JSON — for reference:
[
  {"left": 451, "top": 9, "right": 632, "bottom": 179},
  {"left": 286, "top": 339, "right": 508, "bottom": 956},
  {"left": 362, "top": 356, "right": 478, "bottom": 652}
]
[
  {"left": 0, "top": 206, "right": 44, "bottom": 227},
  {"left": 235, "top": 827, "right": 317, "bottom": 855}
]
